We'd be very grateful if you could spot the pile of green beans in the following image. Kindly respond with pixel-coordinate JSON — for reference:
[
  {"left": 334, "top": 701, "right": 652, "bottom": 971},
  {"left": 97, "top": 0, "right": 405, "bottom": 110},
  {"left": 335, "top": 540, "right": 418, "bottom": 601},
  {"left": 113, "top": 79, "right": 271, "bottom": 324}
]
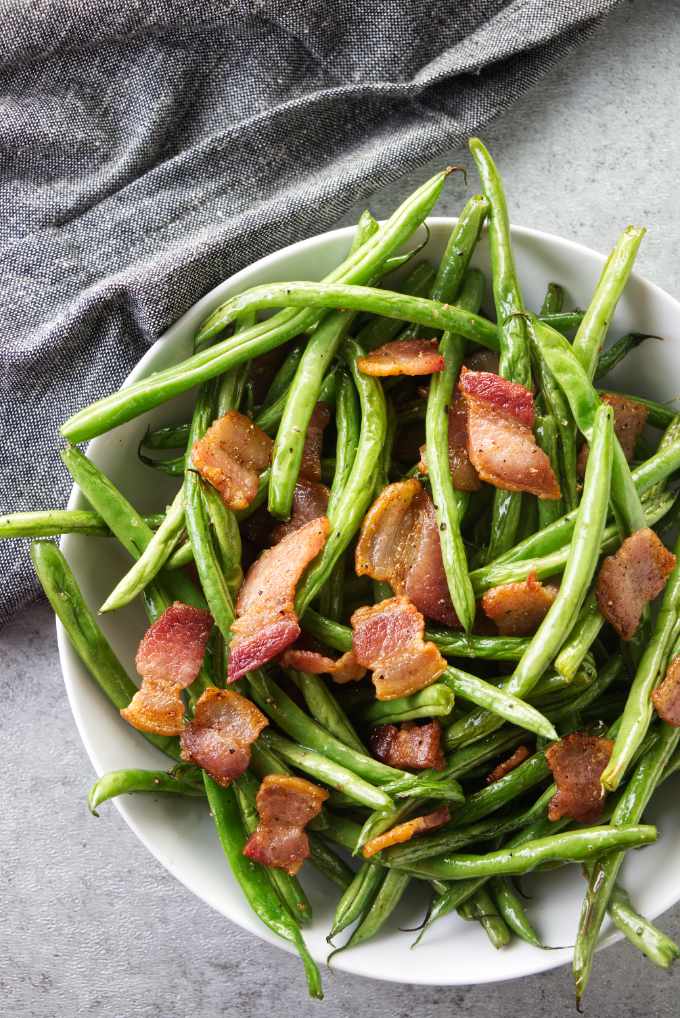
[{"left": 9, "top": 142, "right": 680, "bottom": 1000}]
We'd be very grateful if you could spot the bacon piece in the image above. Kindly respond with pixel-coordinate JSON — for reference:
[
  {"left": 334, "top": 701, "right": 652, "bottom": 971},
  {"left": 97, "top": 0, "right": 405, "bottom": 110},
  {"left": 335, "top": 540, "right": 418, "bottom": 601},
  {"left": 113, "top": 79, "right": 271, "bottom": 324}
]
[
  {"left": 120, "top": 679, "right": 185, "bottom": 736},
  {"left": 298, "top": 402, "right": 331, "bottom": 483},
  {"left": 362, "top": 806, "right": 450, "bottom": 858},
  {"left": 229, "top": 516, "right": 329, "bottom": 680},
  {"left": 486, "top": 745, "right": 531, "bottom": 784},
  {"left": 652, "top": 656, "right": 680, "bottom": 726},
  {"left": 135, "top": 602, "right": 213, "bottom": 687},
  {"left": 419, "top": 396, "right": 481, "bottom": 493},
  {"left": 459, "top": 367, "right": 561, "bottom": 500},
  {"left": 355, "top": 478, "right": 457, "bottom": 626},
  {"left": 180, "top": 687, "right": 268, "bottom": 786},
  {"left": 351, "top": 597, "right": 446, "bottom": 701},
  {"left": 578, "top": 393, "right": 648, "bottom": 476},
  {"left": 357, "top": 338, "right": 445, "bottom": 377},
  {"left": 369, "top": 720, "right": 445, "bottom": 771},
  {"left": 120, "top": 602, "right": 213, "bottom": 736},
  {"left": 595, "top": 528, "right": 676, "bottom": 641},
  {"left": 271, "top": 479, "right": 329, "bottom": 544},
  {"left": 481, "top": 572, "right": 558, "bottom": 636},
  {"left": 279, "top": 646, "right": 366, "bottom": 683},
  {"left": 191, "top": 410, "right": 272, "bottom": 510},
  {"left": 243, "top": 774, "right": 328, "bottom": 874},
  {"left": 545, "top": 732, "right": 614, "bottom": 822}
]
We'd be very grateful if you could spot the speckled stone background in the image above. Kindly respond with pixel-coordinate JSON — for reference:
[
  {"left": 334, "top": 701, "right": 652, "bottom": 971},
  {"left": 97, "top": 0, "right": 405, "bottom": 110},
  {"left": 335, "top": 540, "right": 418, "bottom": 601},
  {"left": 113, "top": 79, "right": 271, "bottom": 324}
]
[{"left": 4, "top": 1, "right": 680, "bottom": 1014}]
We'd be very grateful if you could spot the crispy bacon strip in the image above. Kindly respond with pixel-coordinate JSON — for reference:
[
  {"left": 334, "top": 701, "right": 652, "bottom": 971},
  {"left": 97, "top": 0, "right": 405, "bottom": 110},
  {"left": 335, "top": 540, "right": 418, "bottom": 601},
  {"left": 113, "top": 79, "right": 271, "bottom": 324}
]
[
  {"left": 652, "top": 656, "right": 680, "bottom": 726},
  {"left": 351, "top": 597, "right": 446, "bottom": 701},
  {"left": 271, "top": 479, "right": 329, "bottom": 544},
  {"left": 486, "top": 745, "right": 531, "bottom": 784},
  {"left": 369, "top": 720, "right": 445, "bottom": 771},
  {"left": 355, "top": 478, "right": 457, "bottom": 626},
  {"left": 180, "top": 687, "right": 268, "bottom": 786},
  {"left": 192, "top": 410, "right": 272, "bottom": 510},
  {"left": 459, "top": 367, "right": 561, "bottom": 500},
  {"left": 419, "top": 395, "right": 481, "bottom": 493},
  {"left": 243, "top": 774, "right": 328, "bottom": 874},
  {"left": 357, "top": 338, "right": 445, "bottom": 377},
  {"left": 546, "top": 732, "right": 614, "bottom": 822},
  {"left": 362, "top": 806, "right": 450, "bottom": 858},
  {"left": 120, "top": 602, "right": 213, "bottom": 736},
  {"left": 481, "top": 572, "right": 558, "bottom": 636},
  {"left": 298, "top": 402, "right": 331, "bottom": 483},
  {"left": 596, "top": 527, "right": 676, "bottom": 641},
  {"left": 229, "top": 516, "right": 329, "bottom": 680},
  {"left": 578, "top": 393, "right": 648, "bottom": 476},
  {"left": 279, "top": 646, "right": 366, "bottom": 683}
]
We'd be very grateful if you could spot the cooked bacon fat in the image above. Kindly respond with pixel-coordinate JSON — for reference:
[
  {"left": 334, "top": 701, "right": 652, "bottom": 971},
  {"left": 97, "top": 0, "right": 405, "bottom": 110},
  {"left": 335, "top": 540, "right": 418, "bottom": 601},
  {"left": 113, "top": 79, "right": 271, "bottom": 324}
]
[
  {"left": 191, "top": 410, "right": 272, "bottom": 510},
  {"left": 459, "top": 368, "right": 561, "bottom": 500},
  {"left": 279, "top": 646, "right": 366, "bottom": 683},
  {"left": 357, "top": 338, "right": 445, "bottom": 377},
  {"left": 298, "top": 402, "right": 331, "bottom": 483},
  {"left": 180, "top": 687, "right": 268, "bottom": 786},
  {"left": 271, "top": 479, "right": 329, "bottom": 544},
  {"left": 355, "top": 478, "right": 457, "bottom": 626},
  {"left": 651, "top": 655, "right": 680, "bottom": 726},
  {"left": 350, "top": 597, "right": 447, "bottom": 700},
  {"left": 362, "top": 807, "right": 450, "bottom": 858},
  {"left": 243, "top": 774, "right": 328, "bottom": 874},
  {"left": 578, "top": 393, "right": 648, "bottom": 475},
  {"left": 121, "top": 603, "right": 213, "bottom": 736},
  {"left": 545, "top": 732, "right": 614, "bottom": 822},
  {"left": 136, "top": 602, "right": 213, "bottom": 687},
  {"left": 229, "top": 516, "right": 329, "bottom": 679},
  {"left": 120, "top": 679, "right": 185, "bottom": 736},
  {"left": 369, "top": 720, "right": 446, "bottom": 771},
  {"left": 596, "top": 527, "right": 676, "bottom": 640},
  {"left": 481, "top": 573, "right": 558, "bottom": 636},
  {"left": 486, "top": 745, "right": 531, "bottom": 784}
]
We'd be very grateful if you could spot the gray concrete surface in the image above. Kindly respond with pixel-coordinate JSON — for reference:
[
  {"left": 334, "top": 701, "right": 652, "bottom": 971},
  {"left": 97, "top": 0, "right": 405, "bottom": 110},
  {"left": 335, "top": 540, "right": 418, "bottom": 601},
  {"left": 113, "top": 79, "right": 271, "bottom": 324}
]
[{"left": 4, "top": 1, "right": 680, "bottom": 1014}]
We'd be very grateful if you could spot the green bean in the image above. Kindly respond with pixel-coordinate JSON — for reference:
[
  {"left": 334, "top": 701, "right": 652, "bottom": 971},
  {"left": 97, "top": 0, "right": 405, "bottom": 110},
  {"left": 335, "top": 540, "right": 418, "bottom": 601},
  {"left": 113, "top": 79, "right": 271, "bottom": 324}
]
[
  {"left": 99, "top": 486, "right": 186, "bottom": 613},
  {"left": 328, "top": 862, "right": 384, "bottom": 941},
  {"left": 301, "top": 608, "right": 530, "bottom": 661},
  {"left": 529, "top": 328, "right": 578, "bottom": 512},
  {"left": 0, "top": 509, "right": 166, "bottom": 539},
  {"left": 286, "top": 669, "right": 365, "bottom": 753},
  {"left": 320, "top": 812, "right": 362, "bottom": 853},
  {"left": 540, "top": 310, "right": 584, "bottom": 334},
  {"left": 87, "top": 767, "right": 205, "bottom": 814},
  {"left": 470, "top": 138, "right": 530, "bottom": 559},
  {"left": 258, "top": 730, "right": 392, "bottom": 811},
  {"left": 306, "top": 834, "right": 353, "bottom": 891},
  {"left": 452, "top": 751, "right": 551, "bottom": 827},
  {"left": 204, "top": 776, "right": 322, "bottom": 998},
  {"left": 296, "top": 339, "right": 387, "bottom": 615},
  {"left": 327, "top": 370, "right": 360, "bottom": 517},
  {"left": 62, "top": 171, "right": 455, "bottom": 444},
  {"left": 535, "top": 414, "right": 564, "bottom": 525},
  {"left": 330, "top": 869, "right": 412, "bottom": 957},
  {"left": 356, "top": 683, "right": 455, "bottom": 725},
  {"left": 607, "top": 884, "right": 680, "bottom": 968},
  {"left": 30, "top": 542, "right": 180, "bottom": 760},
  {"left": 201, "top": 483, "right": 242, "bottom": 596},
  {"left": 490, "top": 876, "right": 542, "bottom": 947},
  {"left": 355, "top": 800, "right": 417, "bottom": 856},
  {"left": 356, "top": 261, "right": 436, "bottom": 349},
  {"left": 540, "top": 283, "right": 565, "bottom": 316},
  {"left": 598, "top": 390, "right": 679, "bottom": 430},
  {"left": 406, "top": 824, "right": 656, "bottom": 881},
  {"left": 572, "top": 227, "right": 645, "bottom": 380},
  {"left": 594, "top": 333, "right": 659, "bottom": 381},
  {"left": 426, "top": 267, "right": 484, "bottom": 631},
  {"left": 441, "top": 665, "right": 557, "bottom": 740},
  {"left": 574, "top": 722, "right": 680, "bottom": 1003},
  {"left": 459, "top": 887, "right": 512, "bottom": 949},
  {"left": 601, "top": 532, "right": 680, "bottom": 790},
  {"left": 255, "top": 371, "right": 338, "bottom": 436},
  {"left": 446, "top": 728, "right": 526, "bottom": 778},
  {"left": 554, "top": 593, "right": 604, "bottom": 682},
  {"left": 141, "top": 422, "right": 190, "bottom": 450}
]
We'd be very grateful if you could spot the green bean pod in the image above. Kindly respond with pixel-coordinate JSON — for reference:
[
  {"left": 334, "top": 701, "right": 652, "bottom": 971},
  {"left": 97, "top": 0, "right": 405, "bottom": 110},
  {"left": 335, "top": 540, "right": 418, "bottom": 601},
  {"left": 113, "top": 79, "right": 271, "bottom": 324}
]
[
  {"left": 356, "top": 683, "right": 455, "bottom": 725},
  {"left": 534, "top": 414, "right": 564, "bottom": 525},
  {"left": 88, "top": 767, "right": 205, "bottom": 814},
  {"left": 286, "top": 669, "right": 365, "bottom": 753},
  {"left": 441, "top": 666, "right": 557, "bottom": 740},
  {"left": 327, "top": 861, "right": 384, "bottom": 941},
  {"left": 490, "top": 877, "right": 542, "bottom": 947},
  {"left": 0, "top": 509, "right": 164, "bottom": 539},
  {"left": 330, "top": 870, "right": 411, "bottom": 958},
  {"left": 594, "top": 333, "right": 658, "bottom": 381},
  {"left": 459, "top": 886, "right": 512, "bottom": 949},
  {"left": 607, "top": 884, "right": 680, "bottom": 968}
]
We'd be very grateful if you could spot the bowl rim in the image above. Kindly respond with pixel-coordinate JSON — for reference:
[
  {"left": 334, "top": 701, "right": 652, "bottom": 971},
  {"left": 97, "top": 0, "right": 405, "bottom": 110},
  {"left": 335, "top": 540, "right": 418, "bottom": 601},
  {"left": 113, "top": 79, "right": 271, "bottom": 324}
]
[{"left": 56, "top": 214, "right": 680, "bottom": 986}]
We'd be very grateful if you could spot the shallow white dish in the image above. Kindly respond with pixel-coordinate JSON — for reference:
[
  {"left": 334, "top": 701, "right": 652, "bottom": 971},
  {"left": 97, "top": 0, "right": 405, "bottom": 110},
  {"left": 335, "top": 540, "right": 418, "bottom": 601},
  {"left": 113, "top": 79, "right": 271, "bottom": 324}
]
[{"left": 58, "top": 217, "right": 680, "bottom": 986}]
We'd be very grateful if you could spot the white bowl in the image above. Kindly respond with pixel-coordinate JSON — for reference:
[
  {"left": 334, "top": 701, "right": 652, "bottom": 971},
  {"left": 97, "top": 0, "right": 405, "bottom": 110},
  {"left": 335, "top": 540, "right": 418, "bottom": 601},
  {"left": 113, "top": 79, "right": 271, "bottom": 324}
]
[{"left": 58, "top": 218, "right": 680, "bottom": 987}]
